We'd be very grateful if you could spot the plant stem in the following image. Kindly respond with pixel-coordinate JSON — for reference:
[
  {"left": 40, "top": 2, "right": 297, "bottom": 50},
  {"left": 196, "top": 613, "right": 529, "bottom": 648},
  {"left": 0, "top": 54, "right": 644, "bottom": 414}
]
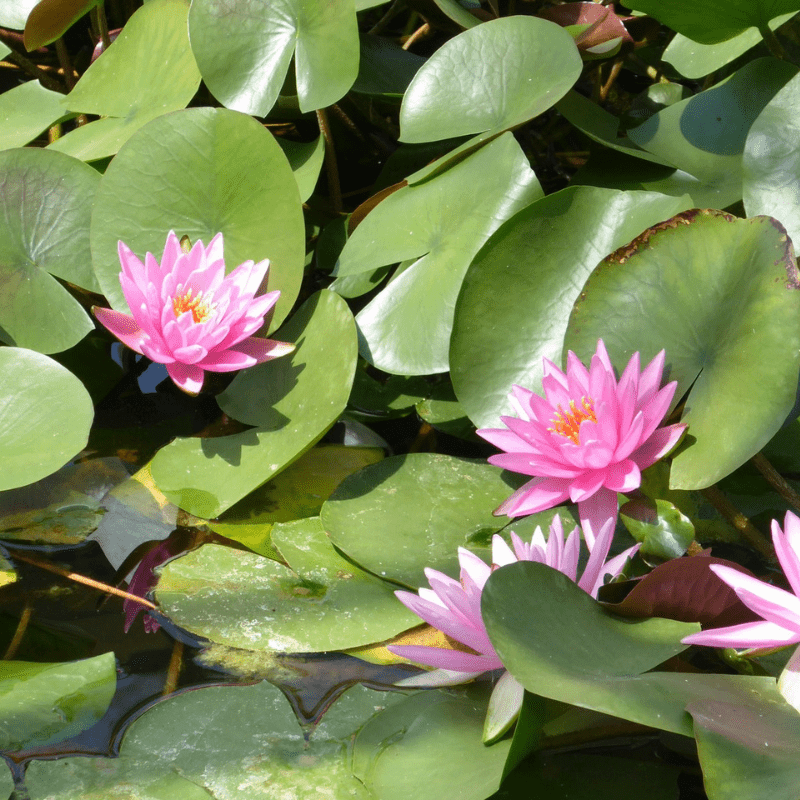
[
  {"left": 3, "top": 606, "right": 31, "bottom": 660},
  {"left": 316, "top": 108, "right": 342, "bottom": 214},
  {"left": 751, "top": 451, "right": 800, "bottom": 515},
  {"left": 700, "top": 485, "right": 774, "bottom": 560},
  {"left": 402, "top": 22, "right": 430, "bottom": 50},
  {"left": 163, "top": 640, "right": 184, "bottom": 695},
  {"left": 9, "top": 550, "right": 157, "bottom": 609},
  {"left": 91, "top": 2, "right": 112, "bottom": 50},
  {"left": 55, "top": 37, "right": 76, "bottom": 90},
  {"left": 759, "top": 24, "right": 788, "bottom": 60}
]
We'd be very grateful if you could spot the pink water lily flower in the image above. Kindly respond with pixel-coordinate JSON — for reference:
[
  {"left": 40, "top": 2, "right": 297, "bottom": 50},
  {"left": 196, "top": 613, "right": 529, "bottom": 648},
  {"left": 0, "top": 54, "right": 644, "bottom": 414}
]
[
  {"left": 682, "top": 511, "right": 800, "bottom": 712},
  {"left": 389, "top": 517, "right": 638, "bottom": 739},
  {"left": 93, "top": 231, "right": 294, "bottom": 395},
  {"left": 477, "top": 340, "right": 686, "bottom": 547}
]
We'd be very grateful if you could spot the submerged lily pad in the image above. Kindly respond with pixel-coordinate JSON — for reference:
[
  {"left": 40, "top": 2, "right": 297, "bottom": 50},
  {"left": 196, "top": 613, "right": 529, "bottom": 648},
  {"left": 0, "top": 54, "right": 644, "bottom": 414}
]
[
  {"left": 24, "top": 681, "right": 401, "bottom": 799},
  {"left": 155, "top": 518, "right": 417, "bottom": 653},
  {"left": 0, "top": 652, "right": 116, "bottom": 753},
  {"left": 565, "top": 209, "right": 800, "bottom": 489}
]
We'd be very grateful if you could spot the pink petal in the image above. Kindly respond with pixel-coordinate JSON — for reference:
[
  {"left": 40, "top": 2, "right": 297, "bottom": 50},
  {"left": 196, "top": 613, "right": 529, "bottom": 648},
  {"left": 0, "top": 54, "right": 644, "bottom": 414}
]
[
  {"left": 166, "top": 362, "right": 204, "bottom": 395},
  {"left": 387, "top": 645, "right": 502, "bottom": 673},
  {"left": 494, "top": 477, "right": 571, "bottom": 518},
  {"left": 774, "top": 513, "right": 800, "bottom": 599},
  {"left": 173, "top": 344, "right": 208, "bottom": 364},
  {"left": 710, "top": 564, "right": 800, "bottom": 633},
  {"left": 200, "top": 338, "right": 294, "bottom": 372},
  {"left": 637, "top": 349, "right": 666, "bottom": 405},
  {"left": 578, "top": 517, "right": 615, "bottom": 595},
  {"left": 629, "top": 423, "right": 686, "bottom": 469},
  {"left": 488, "top": 453, "right": 580, "bottom": 480},
  {"left": 568, "top": 470, "right": 605, "bottom": 502},
  {"left": 602, "top": 459, "right": 641, "bottom": 493},
  {"left": 682, "top": 620, "right": 800, "bottom": 649},
  {"left": 577, "top": 488, "right": 618, "bottom": 549},
  {"left": 93, "top": 307, "right": 147, "bottom": 356}
]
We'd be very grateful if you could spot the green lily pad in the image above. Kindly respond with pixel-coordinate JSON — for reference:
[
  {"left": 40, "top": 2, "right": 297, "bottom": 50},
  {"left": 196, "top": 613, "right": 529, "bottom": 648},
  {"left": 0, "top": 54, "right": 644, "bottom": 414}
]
[
  {"left": 0, "top": 147, "right": 99, "bottom": 352},
  {"left": 322, "top": 452, "right": 527, "bottom": 587},
  {"left": 335, "top": 133, "right": 542, "bottom": 374},
  {"left": 690, "top": 686, "right": 800, "bottom": 800},
  {"left": 151, "top": 291, "right": 357, "bottom": 518},
  {"left": 188, "top": 0, "right": 359, "bottom": 115},
  {"left": 624, "top": 58, "right": 797, "bottom": 208},
  {"left": 155, "top": 518, "right": 417, "bottom": 652},
  {"left": 663, "top": 14, "right": 796, "bottom": 78},
  {"left": 353, "top": 688, "right": 512, "bottom": 800},
  {"left": 0, "top": 349, "right": 94, "bottom": 492},
  {"left": 744, "top": 70, "right": 800, "bottom": 250},
  {"left": 48, "top": 0, "right": 201, "bottom": 162},
  {"left": 625, "top": 0, "right": 800, "bottom": 44},
  {"left": 399, "top": 16, "right": 581, "bottom": 143},
  {"left": 277, "top": 136, "right": 325, "bottom": 203},
  {"left": 90, "top": 106, "right": 304, "bottom": 329},
  {"left": 482, "top": 561, "right": 775, "bottom": 735},
  {"left": 0, "top": 652, "right": 115, "bottom": 752},
  {"left": 0, "top": 0, "right": 37, "bottom": 28},
  {"left": 24, "top": 681, "right": 400, "bottom": 799},
  {"left": 450, "top": 186, "right": 691, "bottom": 429},
  {"left": 564, "top": 209, "right": 800, "bottom": 489},
  {"left": 0, "top": 81, "right": 70, "bottom": 150}
]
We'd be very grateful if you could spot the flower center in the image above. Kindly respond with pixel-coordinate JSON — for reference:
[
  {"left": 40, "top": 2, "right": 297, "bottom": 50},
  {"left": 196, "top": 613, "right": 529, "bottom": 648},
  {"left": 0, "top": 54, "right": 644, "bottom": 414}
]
[
  {"left": 549, "top": 397, "right": 597, "bottom": 444},
  {"left": 172, "top": 286, "right": 215, "bottom": 324}
]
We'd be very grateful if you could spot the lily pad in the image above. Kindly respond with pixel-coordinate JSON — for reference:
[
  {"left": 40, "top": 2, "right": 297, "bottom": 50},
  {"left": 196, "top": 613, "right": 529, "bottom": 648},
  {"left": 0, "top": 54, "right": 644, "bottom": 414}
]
[
  {"left": 24, "top": 681, "right": 400, "bottom": 799},
  {"left": 663, "top": 13, "right": 796, "bottom": 78},
  {"left": 188, "top": 0, "right": 359, "bottom": 115},
  {"left": 564, "top": 209, "right": 800, "bottom": 489},
  {"left": 744, "top": 70, "right": 800, "bottom": 250},
  {"left": 0, "top": 652, "right": 116, "bottom": 753},
  {"left": 48, "top": 0, "right": 201, "bottom": 162},
  {"left": 0, "top": 349, "right": 94, "bottom": 492},
  {"left": 155, "top": 518, "right": 417, "bottom": 652},
  {"left": 689, "top": 688, "right": 800, "bottom": 800},
  {"left": 151, "top": 291, "right": 357, "bottom": 518},
  {"left": 90, "top": 106, "right": 304, "bottom": 329},
  {"left": 321, "top": 452, "right": 525, "bottom": 587},
  {"left": 625, "top": 0, "right": 800, "bottom": 44},
  {"left": 450, "top": 186, "right": 691, "bottom": 429},
  {"left": 23, "top": 0, "right": 101, "bottom": 49},
  {"left": 335, "top": 133, "right": 542, "bottom": 374},
  {"left": 399, "top": 16, "right": 581, "bottom": 143},
  {"left": 0, "top": 81, "right": 70, "bottom": 150},
  {"left": 482, "top": 561, "right": 774, "bottom": 735},
  {"left": 353, "top": 688, "right": 512, "bottom": 800},
  {"left": 624, "top": 58, "right": 797, "bottom": 208},
  {"left": 0, "top": 148, "right": 99, "bottom": 353},
  {"left": 277, "top": 136, "right": 325, "bottom": 203}
]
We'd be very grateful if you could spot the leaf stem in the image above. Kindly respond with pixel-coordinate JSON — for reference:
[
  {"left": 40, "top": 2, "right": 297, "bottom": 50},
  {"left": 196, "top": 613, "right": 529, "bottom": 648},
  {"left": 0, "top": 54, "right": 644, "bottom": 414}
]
[
  {"left": 316, "top": 107, "right": 343, "bottom": 215},
  {"left": 700, "top": 485, "right": 774, "bottom": 560},
  {"left": 751, "top": 451, "right": 800, "bottom": 515},
  {"left": 9, "top": 550, "right": 157, "bottom": 609},
  {"left": 55, "top": 37, "right": 76, "bottom": 91},
  {"left": 759, "top": 24, "right": 788, "bottom": 60},
  {"left": 91, "top": 2, "right": 112, "bottom": 51}
]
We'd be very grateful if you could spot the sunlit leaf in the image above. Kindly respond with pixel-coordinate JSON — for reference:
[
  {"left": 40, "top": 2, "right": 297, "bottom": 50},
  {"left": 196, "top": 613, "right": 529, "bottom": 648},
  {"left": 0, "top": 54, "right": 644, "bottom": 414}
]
[
  {"left": 90, "top": 106, "right": 304, "bottom": 329},
  {"left": 565, "top": 209, "right": 800, "bottom": 489},
  {"left": 0, "top": 81, "right": 70, "bottom": 150},
  {"left": 151, "top": 291, "right": 357, "bottom": 518},
  {"left": 23, "top": 0, "right": 101, "bottom": 50},
  {"left": 189, "top": 0, "right": 359, "bottom": 115}
]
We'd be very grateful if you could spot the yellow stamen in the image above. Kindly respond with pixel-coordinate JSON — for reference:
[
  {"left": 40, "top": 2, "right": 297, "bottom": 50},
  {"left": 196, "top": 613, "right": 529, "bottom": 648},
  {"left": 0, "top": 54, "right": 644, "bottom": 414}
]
[
  {"left": 172, "top": 287, "right": 215, "bottom": 323},
  {"left": 549, "top": 397, "right": 597, "bottom": 444}
]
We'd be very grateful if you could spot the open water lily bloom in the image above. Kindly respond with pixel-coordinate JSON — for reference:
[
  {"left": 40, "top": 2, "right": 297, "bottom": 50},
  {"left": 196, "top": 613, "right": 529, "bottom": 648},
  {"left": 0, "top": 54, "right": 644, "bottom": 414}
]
[
  {"left": 477, "top": 340, "right": 686, "bottom": 547},
  {"left": 682, "top": 511, "right": 800, "bottom": 712},
  {"left": 388, "top": 517, "right": 638, "bottom": 738},
  {"left": 93, "top": 231, "right": 294, "bottom": 395}
]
